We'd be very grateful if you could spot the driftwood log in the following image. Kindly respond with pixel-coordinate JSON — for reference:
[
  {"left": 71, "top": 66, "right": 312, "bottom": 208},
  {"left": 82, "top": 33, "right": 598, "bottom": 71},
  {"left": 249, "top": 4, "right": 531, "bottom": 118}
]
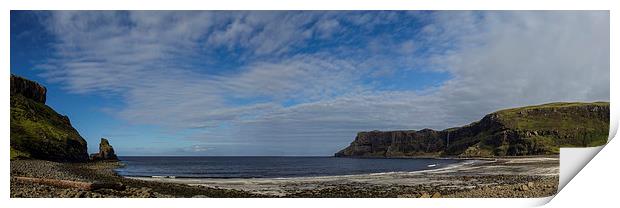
[{"left": 14, "top": 177, "right": 125, "bottom": 191}]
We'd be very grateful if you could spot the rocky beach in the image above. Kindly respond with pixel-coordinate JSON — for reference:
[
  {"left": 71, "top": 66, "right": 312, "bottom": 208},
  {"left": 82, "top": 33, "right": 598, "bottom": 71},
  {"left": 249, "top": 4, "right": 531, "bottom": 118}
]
[
  {"left": 10, "top": 159, "right": 258, "bottom": 198},
  {"left": 11, "top": 156, "right": 557, "bottom": 198}
]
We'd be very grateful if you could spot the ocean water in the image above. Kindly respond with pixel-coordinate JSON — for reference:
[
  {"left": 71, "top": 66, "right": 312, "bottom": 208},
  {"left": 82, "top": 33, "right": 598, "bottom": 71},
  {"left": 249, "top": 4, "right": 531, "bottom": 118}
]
[{"left": 115, "top": 156, "right": 463, "bottom": 178}]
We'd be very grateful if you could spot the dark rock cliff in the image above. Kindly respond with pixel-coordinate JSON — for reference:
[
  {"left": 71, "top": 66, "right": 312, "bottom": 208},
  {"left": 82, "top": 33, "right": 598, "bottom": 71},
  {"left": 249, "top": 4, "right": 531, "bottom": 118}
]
[
  {"left": 10, "top": 74, "right": 89, "bottom": 162},
  {"left": 335, "top": 102, "right": 609, "bottom": 158},
  {"left": 11, "top": 75, "right": 47, "bottom": 103}
]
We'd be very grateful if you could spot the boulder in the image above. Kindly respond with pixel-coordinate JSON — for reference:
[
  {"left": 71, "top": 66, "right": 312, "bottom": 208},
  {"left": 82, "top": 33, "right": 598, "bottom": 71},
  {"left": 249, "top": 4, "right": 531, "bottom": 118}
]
[{"left": 90, "top": 138, "right": 119, "bottom": 161}]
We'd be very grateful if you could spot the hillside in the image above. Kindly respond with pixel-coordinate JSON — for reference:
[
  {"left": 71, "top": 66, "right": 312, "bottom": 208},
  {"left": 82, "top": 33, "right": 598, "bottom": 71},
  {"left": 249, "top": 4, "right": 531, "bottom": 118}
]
[
  {"left": 335, "top": 102, "right": 609, "bottom": 157},
  {"left": 10, "top": 75, "right": 89, "bottom": 162}
]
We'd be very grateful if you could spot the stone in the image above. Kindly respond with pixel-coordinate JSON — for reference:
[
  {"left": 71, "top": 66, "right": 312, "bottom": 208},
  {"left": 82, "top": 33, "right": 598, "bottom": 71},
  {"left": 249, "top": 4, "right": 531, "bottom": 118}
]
[
  {"left": 527, "top": 182, "right": 534, "bottom": 188},
  {"left": 419, "top": 192, "right": 431, "bottom": 198},
  {"left": 431, "top": 192, "right": 441, "bottom": 198},
  {"left": 519, "top": 184, "right": 529, "bottom": 191}
]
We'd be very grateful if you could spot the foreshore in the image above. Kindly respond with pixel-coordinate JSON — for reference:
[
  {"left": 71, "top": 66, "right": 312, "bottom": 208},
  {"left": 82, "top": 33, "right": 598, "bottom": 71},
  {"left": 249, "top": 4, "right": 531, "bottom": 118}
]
[
  {"left": 133, "top": 157, "right": 559, "bottom": 197},
  {"left": 11, "top": 157, "right": 558, "bottom": 198}
]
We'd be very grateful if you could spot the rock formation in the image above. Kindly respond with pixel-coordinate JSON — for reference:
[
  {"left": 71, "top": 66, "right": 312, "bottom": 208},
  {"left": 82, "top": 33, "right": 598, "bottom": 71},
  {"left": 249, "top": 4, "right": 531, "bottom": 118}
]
[
  {"left": 90, "top": 138, "right": 118, "bottom": 161},
  {"left": 11, "top": 75, "right": 47, "bottom": 103},
  {"left": 10, "top": 74, "right": 89, "bottom": 162},
  {"left": 336, "top": 102, "right": 609, "bottom": 158}
]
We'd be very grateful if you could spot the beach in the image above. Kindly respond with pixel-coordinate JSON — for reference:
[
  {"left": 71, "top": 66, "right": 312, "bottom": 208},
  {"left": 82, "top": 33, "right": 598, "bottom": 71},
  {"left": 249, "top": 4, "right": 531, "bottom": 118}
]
[
  {"left": 11, "top": 157, "right": 558, "bottom": 198},
  {"left": 133, "top": 157, "right": 558, "bottom": 197},
  {"left": 10, "top": 160, "right": 258, "bottom": 198}
]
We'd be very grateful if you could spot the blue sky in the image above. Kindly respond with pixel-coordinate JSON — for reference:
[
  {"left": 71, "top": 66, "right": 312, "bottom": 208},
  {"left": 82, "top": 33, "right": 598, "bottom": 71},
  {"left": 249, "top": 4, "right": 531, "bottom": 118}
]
[{"left": 10, "top": 11, "right": 609, "bottom": 156}]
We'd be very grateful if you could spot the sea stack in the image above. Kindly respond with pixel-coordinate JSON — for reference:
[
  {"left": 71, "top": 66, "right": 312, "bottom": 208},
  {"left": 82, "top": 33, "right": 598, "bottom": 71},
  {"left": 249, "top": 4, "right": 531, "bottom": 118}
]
[{"left": 90, "top": 138, "right": 119, "bottom": 161}]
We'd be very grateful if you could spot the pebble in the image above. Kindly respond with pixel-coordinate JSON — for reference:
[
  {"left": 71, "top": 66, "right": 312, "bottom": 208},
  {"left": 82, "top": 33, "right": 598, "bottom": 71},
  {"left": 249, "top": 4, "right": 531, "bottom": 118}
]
[
  {"left": 528, "top": 182, "right": 535, "bottom": 188},
  {"left": 11, "top": 159, "right": 255, "bottom": 198}
]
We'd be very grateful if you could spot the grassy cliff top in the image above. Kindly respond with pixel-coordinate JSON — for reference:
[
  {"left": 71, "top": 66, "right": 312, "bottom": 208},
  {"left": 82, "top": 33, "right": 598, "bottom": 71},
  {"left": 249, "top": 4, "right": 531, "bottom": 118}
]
[
  {"left": 491, "top": 101, "right": 609, "bottom": 148},
  {"left": 491, "top": 102, "right": 609, "bottom": 129},
  {"left": 494, "top": 102, "right": 609, "bottom": 114}
]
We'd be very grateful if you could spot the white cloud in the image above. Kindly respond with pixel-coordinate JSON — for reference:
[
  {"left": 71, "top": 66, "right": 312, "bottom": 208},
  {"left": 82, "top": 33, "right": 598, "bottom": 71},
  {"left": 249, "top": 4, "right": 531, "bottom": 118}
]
[{"left": 32, "top": 11, "right": 609, "bottom": 155}]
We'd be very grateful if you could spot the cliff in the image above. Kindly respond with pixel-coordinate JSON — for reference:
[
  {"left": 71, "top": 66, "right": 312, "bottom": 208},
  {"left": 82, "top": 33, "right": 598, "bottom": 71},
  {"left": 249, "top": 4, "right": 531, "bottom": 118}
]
[
  {"left": 10, "top": 74, "right": 89, "bottom": 162},
  {"left": 335, "top": 102, "right": 609, "bottom": 157},
  {"left": 11, "top": 75, "right": 47, "bottom": 103}
]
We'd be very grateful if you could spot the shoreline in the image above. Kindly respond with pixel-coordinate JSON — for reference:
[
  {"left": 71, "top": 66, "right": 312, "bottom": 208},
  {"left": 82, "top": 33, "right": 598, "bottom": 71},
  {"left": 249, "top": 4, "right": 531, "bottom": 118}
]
[
  {"left": 125, "top": 158, "right": 484, "bottom": 180},
  {"left": 127, "top": 157, "right": 559, "bottom": 197},
  {"left": 119, "top": 158, "right": 480, "bottom": 180},
  {"left": 11, "top": 156, "right": 558, "bottom": 198},
  {"left": 333, "top": 154, "right": 559, "bottom": 160},
  {"left": 114, "top": 155, "right": 560, "bottom": 179}
]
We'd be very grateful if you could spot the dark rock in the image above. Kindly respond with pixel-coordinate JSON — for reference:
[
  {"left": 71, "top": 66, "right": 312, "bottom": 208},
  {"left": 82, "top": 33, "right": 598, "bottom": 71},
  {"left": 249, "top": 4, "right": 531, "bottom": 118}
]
[
  {"left": 335, "top": 130, "right": 445, "bottom": 157},
  {"left": 90, "top": 138, "right": 118, "bottom": 161},
  {"left": 11, "top": 74, "right": 47, "bottom": 103}
]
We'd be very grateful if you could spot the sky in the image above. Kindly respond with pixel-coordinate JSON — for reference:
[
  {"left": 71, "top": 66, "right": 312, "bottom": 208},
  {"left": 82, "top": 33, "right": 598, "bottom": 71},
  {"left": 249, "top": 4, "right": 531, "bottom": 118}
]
[{"left": 10, "top": 11, "right": 609, "bottom": 156}]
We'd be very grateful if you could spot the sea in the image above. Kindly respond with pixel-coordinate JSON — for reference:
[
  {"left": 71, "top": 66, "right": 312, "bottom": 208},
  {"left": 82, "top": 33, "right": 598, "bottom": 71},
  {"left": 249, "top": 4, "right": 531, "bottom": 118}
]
[{"left": 115, "top": 156, "right": 463, "bottom": 179}]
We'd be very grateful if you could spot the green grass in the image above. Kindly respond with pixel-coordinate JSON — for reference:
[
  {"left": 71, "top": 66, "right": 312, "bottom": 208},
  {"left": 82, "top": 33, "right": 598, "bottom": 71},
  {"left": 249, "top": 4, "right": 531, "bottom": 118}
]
[
  {"left": 10, "top": 93, "right": 88, "bottom": 161},
  {"left": 495, "top": 102, "right": 608, "bottom": 145},
  {"left": 494, "top": 102, "right": 609, "bottom": 114},
  {"left": 495, "top": 102, "right": 607, "bottom": 127}
]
